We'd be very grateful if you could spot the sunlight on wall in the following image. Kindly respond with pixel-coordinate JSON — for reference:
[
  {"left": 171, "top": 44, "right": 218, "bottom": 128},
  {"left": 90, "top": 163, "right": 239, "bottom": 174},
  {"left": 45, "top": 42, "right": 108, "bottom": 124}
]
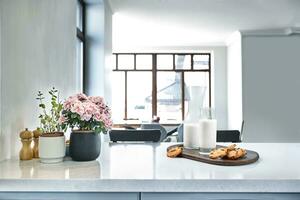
[{"left": 226, "top": 32, "right": 243, "bottom": 130}]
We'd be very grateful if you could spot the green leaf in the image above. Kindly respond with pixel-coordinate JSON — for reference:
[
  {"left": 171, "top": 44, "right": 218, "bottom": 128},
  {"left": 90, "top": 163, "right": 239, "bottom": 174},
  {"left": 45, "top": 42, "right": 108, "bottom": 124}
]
[
  {"left": 58, "top": 104, "right": 63, "bottom": 110},
  {"left": 51, "top": 102, "right": 57, "bottom": 107},
  {"left": 94, "top": 127, "right": 100, "bottom": 134}
]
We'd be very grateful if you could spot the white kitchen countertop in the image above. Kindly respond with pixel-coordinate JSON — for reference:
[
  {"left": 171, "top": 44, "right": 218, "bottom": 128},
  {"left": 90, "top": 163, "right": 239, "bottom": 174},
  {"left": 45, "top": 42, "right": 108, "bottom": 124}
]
[{"left": 0, "top": 142, "right": 300, "bottom": 192}]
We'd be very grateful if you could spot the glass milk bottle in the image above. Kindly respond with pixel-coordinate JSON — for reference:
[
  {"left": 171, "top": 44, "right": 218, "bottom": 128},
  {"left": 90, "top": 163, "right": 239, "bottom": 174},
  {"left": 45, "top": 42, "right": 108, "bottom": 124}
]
[
  {"left": 198, "top": 108, "right": 217, "bottom": 154},
  {"left": 183, "top": 86, "right": 206, "bottom": 149}
]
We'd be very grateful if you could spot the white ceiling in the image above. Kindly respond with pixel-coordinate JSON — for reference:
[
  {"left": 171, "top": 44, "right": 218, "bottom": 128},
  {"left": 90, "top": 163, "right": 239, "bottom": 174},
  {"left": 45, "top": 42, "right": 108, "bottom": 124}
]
[{"left": 108, "top": 0, "right": 300, "bottom": 48}]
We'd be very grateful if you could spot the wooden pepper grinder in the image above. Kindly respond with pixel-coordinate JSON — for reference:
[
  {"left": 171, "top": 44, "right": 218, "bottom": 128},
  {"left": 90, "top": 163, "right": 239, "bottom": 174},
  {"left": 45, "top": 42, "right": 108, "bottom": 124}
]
[
  {"left": 32, "top": 128, "right": 42, "bottom": 158},
  {"left": 19, "top": 128, "right": 33, "bottom": 160}
]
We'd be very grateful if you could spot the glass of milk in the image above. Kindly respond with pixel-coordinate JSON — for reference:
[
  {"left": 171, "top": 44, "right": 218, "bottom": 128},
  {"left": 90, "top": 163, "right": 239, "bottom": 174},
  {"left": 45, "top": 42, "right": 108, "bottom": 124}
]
[
  {"left": 199, "top": 108, "right": 217, "bottom": 154},
  {"left": 183, "top": 122, "right": 200, "bottom": 149},
  {"left": 183, "top": 86, "right": 206, "bottom": 149}
]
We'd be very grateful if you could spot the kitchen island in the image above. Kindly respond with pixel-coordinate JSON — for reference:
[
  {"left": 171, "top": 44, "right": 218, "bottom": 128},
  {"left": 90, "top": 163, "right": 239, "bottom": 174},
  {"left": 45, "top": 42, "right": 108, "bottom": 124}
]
[{"left": 0, "top": 143, "right": 300, "bottom": 199}]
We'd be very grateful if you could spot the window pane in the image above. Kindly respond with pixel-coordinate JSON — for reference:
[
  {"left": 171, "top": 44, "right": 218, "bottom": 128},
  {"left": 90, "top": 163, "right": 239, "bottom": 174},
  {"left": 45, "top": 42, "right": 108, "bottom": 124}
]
[
  {"left": 157, "top": 55, "right": 173, "bottom": 70},
  {"left": 157, "top": 72, "right": 182, "bottom": 122},
  {"left": 127, "top": 72, "right": 152, "bottom": 121},
  {"left": 184, "top": 72, "right": 209, "bottom": 114},
  {"left": 112, "top": 72, "right": 125, "bottom": 121},
  {"left": 112, "top": 54, "right": 116, "bottom": 69},
  {"left": 118, "top": 55, "right": 134, "bottom": 70},
  {"left": 193, "top": 54, "right": 209, "bottom": 70},
  {"left": 175, "top": 55, "right": 191, "bottom": 70},
  {"left": 136, "top": 55, "right": 152, "bottom": 70},
  {"left": 76, "top": 1, "right": 83, "bottom": 31},
  {"left": 76, "top": 38, "right": 83, "bottom": 92}
]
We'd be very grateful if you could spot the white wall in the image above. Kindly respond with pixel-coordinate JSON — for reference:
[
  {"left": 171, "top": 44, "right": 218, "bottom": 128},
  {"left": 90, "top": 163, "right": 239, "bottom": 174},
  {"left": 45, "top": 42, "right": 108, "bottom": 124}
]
[
  {"left": 242, "top": 35, "right": 300, "bottom": 142},
  {"left": 0, "top": 0, "right": 79, "bottom": 160},
  {"left": 226, "top": 32, "right": 243, "bottom": 131},
  {"left": 113, "top": 46, "right": 228, "bottom": 129}
]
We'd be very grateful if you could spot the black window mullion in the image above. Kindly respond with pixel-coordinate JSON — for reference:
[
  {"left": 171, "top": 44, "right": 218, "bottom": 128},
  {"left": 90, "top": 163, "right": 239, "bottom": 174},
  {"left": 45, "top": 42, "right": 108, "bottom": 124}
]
[
  {"left": 134, "top": 54, "right": 136, "bottom": 70},
  {"left": 208, "top": 54, "right": 211, "bottom": 107},
  {"left": 124, "top": 71, "right": 128, "bottom": 120},
  {"left": 116, "top": 54, "right": 118, "bottom": 70},
  {"left": 152, "top": 54, "right": 157, "bottom": 118},
  {"left": 173, "top": 54, "right": 175, "bottom": 70},
  {"left": 191, "top": 54, "right": 194, "bottom": 70},
  {"left": 181, "top": 72, "right": 185, "bottom": 120}
]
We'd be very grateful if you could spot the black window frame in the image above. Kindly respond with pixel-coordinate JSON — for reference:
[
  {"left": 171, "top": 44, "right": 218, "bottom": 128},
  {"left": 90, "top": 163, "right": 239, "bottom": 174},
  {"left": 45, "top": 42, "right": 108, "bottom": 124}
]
[{"left": 112, "top": 53, "right": 212, "bottom": 121}]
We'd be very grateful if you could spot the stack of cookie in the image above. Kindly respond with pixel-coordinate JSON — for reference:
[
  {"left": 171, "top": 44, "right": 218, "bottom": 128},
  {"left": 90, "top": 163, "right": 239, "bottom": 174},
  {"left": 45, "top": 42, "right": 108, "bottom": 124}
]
[
  {"left": 209, "top": 144, "right": 246, "bottom": 160},
  {"left": 167, "top": 146, "right": 183, "bottom": 158}
]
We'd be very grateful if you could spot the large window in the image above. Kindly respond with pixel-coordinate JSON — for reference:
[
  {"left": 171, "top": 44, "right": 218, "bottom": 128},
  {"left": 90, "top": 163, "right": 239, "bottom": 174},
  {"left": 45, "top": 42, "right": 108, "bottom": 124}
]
[
  {"left": 112, "top": 53, "right": 211, "bottom": 122},
  {"left": 76, "top": 0, "right": 85, "bottom": 92}
]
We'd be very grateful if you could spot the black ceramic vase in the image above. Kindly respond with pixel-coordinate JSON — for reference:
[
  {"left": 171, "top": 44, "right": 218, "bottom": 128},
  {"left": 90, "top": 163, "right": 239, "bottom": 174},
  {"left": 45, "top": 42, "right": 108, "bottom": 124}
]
[{"left": 69, "top": 130, "right": 101, "bottom": 161}]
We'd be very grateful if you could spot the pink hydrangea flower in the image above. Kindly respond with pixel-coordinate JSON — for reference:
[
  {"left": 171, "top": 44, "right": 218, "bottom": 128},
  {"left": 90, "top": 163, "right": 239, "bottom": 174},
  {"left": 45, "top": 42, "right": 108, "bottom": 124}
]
[
  {"left": 88, "top": 96, "right": 104, "bottom": 105},
  {"left": 63, "top": 95, "right": 80, "bottom": 110},
  {"left": 93, "top": 112, "right": 102, "bottom": 122},
  {"left": 76, "top": 93, "right": 88, "bottom": 101},
  {"left": 103, "top": 117, "right": 113, "bottom": 128},
  {"left": 81, "top": 113, "right": 92, "bottom": 121},
  {"left": 58, "top": 115, "right": 66, "bottom": 124},
  {"left": 63, "top": 98, "right": 73, "bottom": 110},
  {"left": 71, "top": 101, "right": 85, "bottom": 116},
  {"left": 62, "top": 93, "right": 113, "bottom": 131}
]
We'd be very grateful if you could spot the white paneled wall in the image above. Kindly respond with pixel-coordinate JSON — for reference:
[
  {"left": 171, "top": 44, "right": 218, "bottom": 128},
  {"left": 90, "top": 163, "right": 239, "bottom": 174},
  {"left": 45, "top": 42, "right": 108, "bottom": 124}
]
[{"left": 0, "top": 0, "right": 80, "bottom": 160}]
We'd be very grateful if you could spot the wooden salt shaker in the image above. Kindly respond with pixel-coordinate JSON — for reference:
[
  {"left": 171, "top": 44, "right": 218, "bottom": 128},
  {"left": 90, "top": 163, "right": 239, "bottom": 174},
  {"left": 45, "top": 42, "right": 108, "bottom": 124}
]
[
  {"left": 19, "top": 128, "right": 33, "bottom": 160},
  {"left": 32, "top": 128, "right": 42, "bottom": 158}
]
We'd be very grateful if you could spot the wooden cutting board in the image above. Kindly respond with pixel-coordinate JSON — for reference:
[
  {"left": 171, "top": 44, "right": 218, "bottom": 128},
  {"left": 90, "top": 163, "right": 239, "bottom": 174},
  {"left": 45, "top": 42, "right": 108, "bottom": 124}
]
[{"left": 167, "top": 144, "right": 259, "bottom": 166}]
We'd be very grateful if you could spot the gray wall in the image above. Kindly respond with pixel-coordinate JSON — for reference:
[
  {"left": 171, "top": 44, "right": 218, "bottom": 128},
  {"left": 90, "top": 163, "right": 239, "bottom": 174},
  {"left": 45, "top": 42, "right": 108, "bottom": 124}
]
[
  {"left": 85, "top": 0, "right": 113, "bottom": 107},
  {"left": 85, "top": 2, "right": 105, "bottom": 96},
  {"left": 84, "top": 0, "right": 112, "bottom": 144},
  {"left": 242, "top": 35, "right": 300, "bottom": 142},
  {"left": 104, "top": 0, "right": 113, "bottom": 105},
  {"left": 0, "top": 0, "right": 80, "bottom": 160},
  {"left": 0, "top": 5, "right": 2, "bottom": 161}
]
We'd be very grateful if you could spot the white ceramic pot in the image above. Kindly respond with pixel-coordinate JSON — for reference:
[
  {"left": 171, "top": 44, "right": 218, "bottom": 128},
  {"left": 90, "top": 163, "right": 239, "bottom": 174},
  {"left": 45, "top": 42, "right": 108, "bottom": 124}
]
[{"left": 39, "top": 134, "right": 65, "bottom": 164}]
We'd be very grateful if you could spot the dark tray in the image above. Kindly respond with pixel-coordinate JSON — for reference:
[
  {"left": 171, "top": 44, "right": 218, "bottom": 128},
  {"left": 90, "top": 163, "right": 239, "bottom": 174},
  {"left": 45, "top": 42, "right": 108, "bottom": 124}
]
[{"left": 167, "top": 144, "right": 259, "bottom": 166}]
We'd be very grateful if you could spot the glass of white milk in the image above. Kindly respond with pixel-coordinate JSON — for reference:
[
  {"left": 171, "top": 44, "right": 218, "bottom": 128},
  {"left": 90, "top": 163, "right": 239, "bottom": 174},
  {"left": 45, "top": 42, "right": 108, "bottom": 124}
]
[
  {"left": 183, "top": 86, "right": 206, "bottom": 149},
  {"left": 199, "top": 108, "right": 217, "bottom": 154}
]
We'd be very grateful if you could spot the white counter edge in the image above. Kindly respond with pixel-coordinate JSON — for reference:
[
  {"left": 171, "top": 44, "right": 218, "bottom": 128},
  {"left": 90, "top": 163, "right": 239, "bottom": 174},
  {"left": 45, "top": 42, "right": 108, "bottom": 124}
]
[{"left": 1, "top": 179, "right": 300, "bottom": 193}]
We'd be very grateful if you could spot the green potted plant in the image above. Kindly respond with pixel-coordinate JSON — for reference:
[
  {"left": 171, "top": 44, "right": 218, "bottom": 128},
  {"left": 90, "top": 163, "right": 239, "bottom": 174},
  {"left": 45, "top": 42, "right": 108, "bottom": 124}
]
[
  {"left": 37, "top": 87, "right": 66, "bottom": 163},
  {"left": 61, "top": 93, "right": 112, "bottom": 161}
]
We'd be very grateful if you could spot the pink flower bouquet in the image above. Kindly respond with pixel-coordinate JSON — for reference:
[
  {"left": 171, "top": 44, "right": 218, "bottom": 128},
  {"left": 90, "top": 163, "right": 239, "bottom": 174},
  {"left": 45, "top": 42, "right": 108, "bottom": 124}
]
[{"left": 61, "top": 93, "right": 112, "bottom": 133}]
